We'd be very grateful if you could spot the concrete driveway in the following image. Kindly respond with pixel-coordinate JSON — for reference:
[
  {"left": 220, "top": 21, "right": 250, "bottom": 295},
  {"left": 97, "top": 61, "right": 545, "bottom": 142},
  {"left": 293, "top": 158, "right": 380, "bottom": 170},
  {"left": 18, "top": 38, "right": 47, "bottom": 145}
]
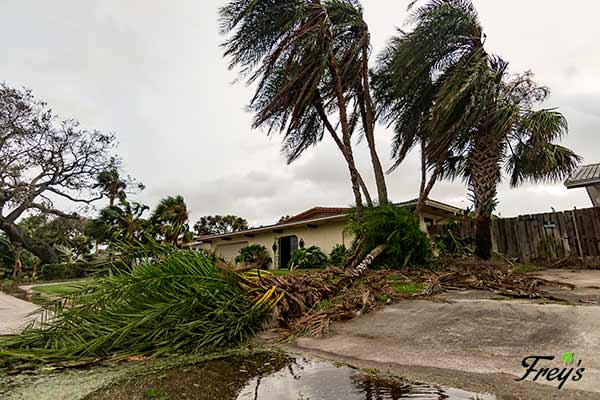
[
  {"left": 293, "top": 270, "right": 600, "bottom": 399},
  {"left": 0, "top": 291, "right": 40, "bottom": 335}
]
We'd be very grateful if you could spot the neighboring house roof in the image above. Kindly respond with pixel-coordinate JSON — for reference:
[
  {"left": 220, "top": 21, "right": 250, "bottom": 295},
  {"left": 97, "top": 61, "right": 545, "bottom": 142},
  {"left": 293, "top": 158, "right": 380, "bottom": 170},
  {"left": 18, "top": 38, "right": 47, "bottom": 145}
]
[
  {"left": 281, "top": 207, "right": 352, "bottom": 223},
  {"left": 185, "top": 198, "right": 462, "bottom": 246},
  {"left": 186, "top": 213, "right": 348, "bottom": 245},
  {"left": 397, "top": 198, "right": 463, "bottom": 215},
  {"left": 565, "top": 163, "right": 600, "bottom": 189}
]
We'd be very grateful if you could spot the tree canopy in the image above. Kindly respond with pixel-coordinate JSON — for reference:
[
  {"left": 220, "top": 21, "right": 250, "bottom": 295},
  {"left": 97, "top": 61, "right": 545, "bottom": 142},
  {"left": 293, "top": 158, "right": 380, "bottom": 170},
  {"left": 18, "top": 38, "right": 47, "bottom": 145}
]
[
  {"left": 0, "top": 83, "right": 119, "bottom": 264},
  {"left": 374, "top": 0, "right": 580, "bottom": 258},
  {"left": 220, "top": 0, "right": 389, "bottom": 213},
  {"left": 194, "top": 215, "right": 249, "bottom": 236}
]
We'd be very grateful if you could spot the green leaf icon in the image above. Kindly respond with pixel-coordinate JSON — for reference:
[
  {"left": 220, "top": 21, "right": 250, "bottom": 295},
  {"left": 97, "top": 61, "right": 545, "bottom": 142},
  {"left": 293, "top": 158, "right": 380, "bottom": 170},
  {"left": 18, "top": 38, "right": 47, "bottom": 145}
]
[{"left": 562, "top": 352, "right": 574, "bottom": 365}]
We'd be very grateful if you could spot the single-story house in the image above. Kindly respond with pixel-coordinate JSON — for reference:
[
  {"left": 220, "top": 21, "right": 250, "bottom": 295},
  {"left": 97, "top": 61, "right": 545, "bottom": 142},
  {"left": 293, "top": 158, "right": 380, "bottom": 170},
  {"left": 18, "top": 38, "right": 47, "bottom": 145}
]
[
  {"left": 186, "top": 199, "right": 462, "bottom": 270},
  {"left": 565, "top": 163, "right": 600, "bottom": 207}
]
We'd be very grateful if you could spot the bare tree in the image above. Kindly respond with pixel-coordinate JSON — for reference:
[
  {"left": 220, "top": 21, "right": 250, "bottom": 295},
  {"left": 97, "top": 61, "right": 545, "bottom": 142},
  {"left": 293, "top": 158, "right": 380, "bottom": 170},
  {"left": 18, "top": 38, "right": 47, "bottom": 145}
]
[{"left": 0, "top": 83, "right": 118, "bottom": 264}]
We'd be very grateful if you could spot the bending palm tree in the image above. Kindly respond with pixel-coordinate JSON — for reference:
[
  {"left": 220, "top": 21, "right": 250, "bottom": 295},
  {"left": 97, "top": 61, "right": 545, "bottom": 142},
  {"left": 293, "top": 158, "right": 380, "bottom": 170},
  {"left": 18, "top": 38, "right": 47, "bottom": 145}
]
[
  {"left": 94, "top": 169, "right": 145, "bottom": 207},
  {"left": 87, "top": 201, "right": 149, "bottom": 245},
  {"left": 375, "top": 0, "right": 579, "bottom": 259},
  {"left": 150, "top": 195, "right": 191, "bottom": 245},
  {"left": 373, "top": 0, "right": 485, "bottom": 217},
  {"left": 220, "top": 0, "right": 389, "bottom": 215}
]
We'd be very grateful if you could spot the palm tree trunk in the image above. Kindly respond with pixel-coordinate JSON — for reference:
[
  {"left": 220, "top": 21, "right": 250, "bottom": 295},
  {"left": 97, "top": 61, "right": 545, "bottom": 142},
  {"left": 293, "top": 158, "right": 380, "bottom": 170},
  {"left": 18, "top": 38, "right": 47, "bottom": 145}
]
[
  {"left": 316, "top": 103, "right": 373, "bottom": 207},
  {"left": 419, "top": 140, "right": 427, "bottom": 206},
  {"left": 351, "top": 244, "right": 386, "bottom": 277},
  {"left": 415, "top": 141, "right": 443, "bottom": 219},
  {"left": 360, "top": 30, "right": 388, "bottom": 204},
  {"left": 327, "top": 44, "right": 364, "bottom": 220},
  {"left": 470, "top": 133, "right": 502, "bottom": 260}
]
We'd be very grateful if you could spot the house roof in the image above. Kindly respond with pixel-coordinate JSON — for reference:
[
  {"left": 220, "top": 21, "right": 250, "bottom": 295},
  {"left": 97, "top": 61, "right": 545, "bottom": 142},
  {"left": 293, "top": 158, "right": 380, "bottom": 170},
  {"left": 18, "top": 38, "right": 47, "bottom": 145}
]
[
  {"left": 185, "top": 198, "right": 462, "bottom": 246},
  {"left": 565, "top": 163, "right": 600, "bottom": 189},
  {"left": 186, "top": 213, "right": 348, "bottom": 245},
  {"left": 281, "top": 207, "right": 352, "bottom": 223},
  {"left": 397, "top": 198, "right": 463, "bottom": 215}
]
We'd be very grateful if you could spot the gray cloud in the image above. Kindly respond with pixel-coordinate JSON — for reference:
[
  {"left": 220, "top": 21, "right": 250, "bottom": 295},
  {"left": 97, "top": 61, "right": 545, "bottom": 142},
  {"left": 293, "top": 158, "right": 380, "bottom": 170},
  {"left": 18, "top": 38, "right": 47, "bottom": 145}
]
[{"left": 1, "top": 0, "right": 598, "bottom": 228}]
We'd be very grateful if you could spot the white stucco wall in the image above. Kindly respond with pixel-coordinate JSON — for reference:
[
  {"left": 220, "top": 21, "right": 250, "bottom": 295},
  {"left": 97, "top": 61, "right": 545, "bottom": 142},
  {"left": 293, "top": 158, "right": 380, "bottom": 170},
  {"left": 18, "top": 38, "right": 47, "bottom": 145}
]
[{"left": 190, "top": 220, "right": 352, "bottom": 269}]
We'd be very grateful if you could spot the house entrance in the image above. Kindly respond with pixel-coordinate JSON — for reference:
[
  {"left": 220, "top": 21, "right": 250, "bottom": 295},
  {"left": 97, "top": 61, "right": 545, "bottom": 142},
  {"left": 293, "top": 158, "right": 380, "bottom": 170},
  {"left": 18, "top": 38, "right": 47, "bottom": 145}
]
[{"left": 278, "top": 235, "right": 298, "bottom": 269}]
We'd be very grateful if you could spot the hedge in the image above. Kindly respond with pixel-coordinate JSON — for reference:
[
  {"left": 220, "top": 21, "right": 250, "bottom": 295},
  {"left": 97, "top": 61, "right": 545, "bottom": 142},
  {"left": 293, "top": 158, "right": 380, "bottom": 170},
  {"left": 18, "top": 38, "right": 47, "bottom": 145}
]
[{"left": 40, "top": 262, "right": 89, "bottom": 281}]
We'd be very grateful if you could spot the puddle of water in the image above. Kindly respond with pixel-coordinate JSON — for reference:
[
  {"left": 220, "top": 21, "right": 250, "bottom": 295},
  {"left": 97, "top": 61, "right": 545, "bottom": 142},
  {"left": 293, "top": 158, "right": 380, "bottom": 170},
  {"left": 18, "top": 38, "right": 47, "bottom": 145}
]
[
  {"left": 85, "top": 353, "right": 496, "bottom": 400},
  {"left": 237, "top": 357, "right": 496, "bottom": 400}
]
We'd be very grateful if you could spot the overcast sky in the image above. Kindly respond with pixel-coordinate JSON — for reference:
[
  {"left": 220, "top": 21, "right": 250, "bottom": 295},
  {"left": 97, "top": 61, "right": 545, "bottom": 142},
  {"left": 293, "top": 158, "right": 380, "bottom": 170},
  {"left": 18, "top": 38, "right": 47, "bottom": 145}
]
[{"left": 1, "top": 0, "right": 599, "bottom": 226}]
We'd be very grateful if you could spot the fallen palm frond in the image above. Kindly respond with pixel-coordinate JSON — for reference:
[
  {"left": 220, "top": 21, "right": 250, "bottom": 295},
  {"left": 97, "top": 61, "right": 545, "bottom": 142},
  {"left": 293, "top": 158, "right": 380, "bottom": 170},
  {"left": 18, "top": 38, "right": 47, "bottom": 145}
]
[
  {"left": 0, "top": 249, "right": 274, "bottom": 368},
  {"left": 408, "top": 260, "right": 574, "bottom": 298},
  {"left": 238, "top": 268, "right": 351, "bottom": 327},
  {"left": 290, "top": 272, "right": 397, "bottom": 337}
]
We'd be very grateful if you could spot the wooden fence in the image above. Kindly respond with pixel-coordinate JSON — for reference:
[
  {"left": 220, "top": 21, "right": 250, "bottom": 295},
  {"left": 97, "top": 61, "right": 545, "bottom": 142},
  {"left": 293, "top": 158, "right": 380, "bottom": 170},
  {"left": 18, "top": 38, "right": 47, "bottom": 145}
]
[{"left": 432, "top": 207, "right": 600, "bottom": 265}]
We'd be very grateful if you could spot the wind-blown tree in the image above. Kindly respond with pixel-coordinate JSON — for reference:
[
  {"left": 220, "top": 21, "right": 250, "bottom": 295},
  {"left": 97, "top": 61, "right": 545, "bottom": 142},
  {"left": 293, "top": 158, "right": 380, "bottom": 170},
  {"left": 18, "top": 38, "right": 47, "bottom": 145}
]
[
  {"left": 377, "top": 0, "right": 579, "bottom": 259},
  {"left": 194, "top": 215, "right": 249, "bottom": 236},
  {"left": 150, "top": 196, "right": 191, "bottom": 245},
  {"left": 87, "top": 201, "right": 149, "bottom": 246},
  {"left": 373, "top": 0, "right": 485, "bottom": 217},
  {"left": 93, "top": 169, "right": 144, "bottom": 207},
  {"left": 433, "top": 62, "right": 580, "bottom": 259},
  {"left": 220, "top": 0, "right": 389, "bottom": 216},
  {"left": 0, "top": 83, "right": 118, "bottom": 264}
]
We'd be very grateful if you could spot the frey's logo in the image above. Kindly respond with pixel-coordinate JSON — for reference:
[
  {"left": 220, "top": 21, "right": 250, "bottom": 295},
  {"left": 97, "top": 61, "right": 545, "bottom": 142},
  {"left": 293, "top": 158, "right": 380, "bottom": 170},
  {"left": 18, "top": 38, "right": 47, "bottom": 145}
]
[{"left": 515, "top": 352, "right": 584, "bottom": 389}]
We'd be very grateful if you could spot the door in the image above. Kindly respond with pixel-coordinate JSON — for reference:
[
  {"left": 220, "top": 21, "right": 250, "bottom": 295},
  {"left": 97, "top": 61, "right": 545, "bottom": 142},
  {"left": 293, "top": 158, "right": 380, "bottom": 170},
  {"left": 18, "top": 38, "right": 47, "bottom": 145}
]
[{"left": 278, "top": 235, "right": 298, "bottom": 269}]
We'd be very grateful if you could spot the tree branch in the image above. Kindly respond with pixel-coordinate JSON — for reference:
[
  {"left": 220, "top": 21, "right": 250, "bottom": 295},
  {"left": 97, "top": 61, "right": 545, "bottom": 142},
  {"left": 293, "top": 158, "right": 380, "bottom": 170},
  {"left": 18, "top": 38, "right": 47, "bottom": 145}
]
[
  {"left": 30, "top": 203, "right": 80, "bottom": 220},
  {"left": 47, "top": 187, "right": 103, "bottom": 204}
]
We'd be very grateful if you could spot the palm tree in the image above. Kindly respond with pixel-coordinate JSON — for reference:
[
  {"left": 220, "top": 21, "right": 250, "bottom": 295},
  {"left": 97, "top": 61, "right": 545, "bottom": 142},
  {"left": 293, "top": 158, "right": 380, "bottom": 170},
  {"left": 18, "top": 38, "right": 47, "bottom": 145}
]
[
  {"left": 373, "top": 0, "right": 485, "bottom": 217},
  {"left": 436, "top": 63, "right": 580, "bottom": 259},
  {"left": 220, "top": 0, "right": 389, "bottom": 216},
  {"left": 87, "top": 201, "right": 149, "bottom": 245},
  {"left": 94, "top": 169, "right": 145, "bottom": 207},
  {"left": 94, "top": 169, "right": 127, "bottom": 207},
  {"left": 375, "top": 0, "right": 580, "bottom": 259},
  {"left": 150, "top": 196, "right": 191, "bottom": 245}
]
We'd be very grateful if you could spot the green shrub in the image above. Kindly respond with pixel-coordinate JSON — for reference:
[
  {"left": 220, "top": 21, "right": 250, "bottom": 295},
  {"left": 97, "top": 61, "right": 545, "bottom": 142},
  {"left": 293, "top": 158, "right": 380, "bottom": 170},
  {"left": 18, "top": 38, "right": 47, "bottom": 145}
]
[
  {"left": 235, "top": 244, "right": 272, "bottom": 269},
  {"left": 329, "top": 244, "right": 349, "bottom": 266},
  {"left": 350, "top": 204, "right": 431, "bottom": 268},
  {"left": 289, "top": 246, "right": 327, "bottom": 269},
  {"left": 40, "top": 262, "right": 88, "bottom": 280}
]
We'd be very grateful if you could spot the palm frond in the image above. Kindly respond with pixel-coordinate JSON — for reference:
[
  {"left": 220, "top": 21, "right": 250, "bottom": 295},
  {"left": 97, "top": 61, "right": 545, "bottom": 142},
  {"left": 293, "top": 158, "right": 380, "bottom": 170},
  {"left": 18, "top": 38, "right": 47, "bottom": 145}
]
[
  {"left": 516, "top": 109, "right": 568, "bottom": 144},
  {"left": 0, "top": 249, "right": 272, "bottom": 364},
  {"left": 507, "top": 142, "right": 581, "bottom": 187}
]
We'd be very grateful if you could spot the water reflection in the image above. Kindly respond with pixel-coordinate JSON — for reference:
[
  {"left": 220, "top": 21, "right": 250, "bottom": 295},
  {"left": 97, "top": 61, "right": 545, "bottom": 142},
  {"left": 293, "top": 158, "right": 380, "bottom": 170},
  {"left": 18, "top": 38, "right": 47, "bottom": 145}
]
[{"left": 237, "top": 357, "right": 495, "bottom": 400}]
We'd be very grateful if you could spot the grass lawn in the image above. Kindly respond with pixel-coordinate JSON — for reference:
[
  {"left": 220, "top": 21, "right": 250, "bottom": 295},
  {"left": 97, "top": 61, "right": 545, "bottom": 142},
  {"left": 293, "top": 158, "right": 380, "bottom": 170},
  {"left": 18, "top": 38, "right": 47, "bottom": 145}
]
[
  {"left": 30, "top": 279, "right": 91, "bottom": 296},
  {"left": 386, "top": 275, "right": 425, "bottom": 294},
  {"left": 390, "top": 282, "right": 425, "bottom": 294}
]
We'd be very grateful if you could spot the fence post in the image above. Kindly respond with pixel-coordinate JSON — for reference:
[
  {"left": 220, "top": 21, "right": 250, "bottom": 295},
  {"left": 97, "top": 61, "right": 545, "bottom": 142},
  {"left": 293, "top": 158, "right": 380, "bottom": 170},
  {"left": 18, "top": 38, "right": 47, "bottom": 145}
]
[{"left": 571, "top": 208, "right": 584, "bottom": 258}]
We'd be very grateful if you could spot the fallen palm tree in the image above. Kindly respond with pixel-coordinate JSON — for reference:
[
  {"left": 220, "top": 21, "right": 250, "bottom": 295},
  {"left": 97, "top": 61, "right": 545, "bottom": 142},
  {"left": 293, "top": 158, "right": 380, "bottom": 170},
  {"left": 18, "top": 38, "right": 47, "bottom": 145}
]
[{"left": 0, "top": 249, "right": 277, "bottom": 369}]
